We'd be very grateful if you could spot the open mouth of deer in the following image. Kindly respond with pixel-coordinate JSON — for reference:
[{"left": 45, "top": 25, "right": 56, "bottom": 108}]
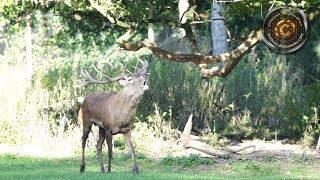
[
  {"left": 143, "top": 79, "right": 147, "bottom": 85},
  {"left": 142, "top": 77, "right": 149, "bottom": 90}
]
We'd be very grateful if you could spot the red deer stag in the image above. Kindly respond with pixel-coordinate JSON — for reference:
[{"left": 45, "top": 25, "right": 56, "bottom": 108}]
[{"left": 78, "top": 60, "right": 149, "bottom": 175}]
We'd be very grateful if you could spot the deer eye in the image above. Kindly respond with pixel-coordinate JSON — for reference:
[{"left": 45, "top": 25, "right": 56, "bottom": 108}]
[{"left": 128, "top": 78, "right": 134, "bottom": 83}]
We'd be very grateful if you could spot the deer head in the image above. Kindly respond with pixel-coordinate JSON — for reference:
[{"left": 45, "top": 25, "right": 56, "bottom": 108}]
[
  {"left": 79, "top": 59, "right": 149, "bottom": 91},
  {"left": 118, "top": 61, "right": 149, "bottom": 98}
]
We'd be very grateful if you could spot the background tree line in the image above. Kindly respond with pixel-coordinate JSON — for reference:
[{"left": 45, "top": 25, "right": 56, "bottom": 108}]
[{"left": 0, "top": 0, "right": 319, "bottom": 148}]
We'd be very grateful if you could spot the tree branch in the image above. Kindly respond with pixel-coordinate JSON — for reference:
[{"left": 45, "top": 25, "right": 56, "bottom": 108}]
[
  {"left": 181, "top": 22, "right": 200, "bottom": 55},
  {"left": 116, "top": 26, "right": 136, "bottom": 45},
  {"left": 181, "top": 114, "right": 259, "bottom": 159},
  {"left": 89, "top": 0, "right": 132, "bottom": 28},
  {"left": 181, "top": 21, "right": 208, "bottom": 68},
  {"left": 119, "top": 29, "right": 262, "bottom": 78},
  {"left": 180, "top": 114, "right": 295, "bottom": 160},
  {"left": 199, "top": 29, "right": 261, "bottom": 77}
]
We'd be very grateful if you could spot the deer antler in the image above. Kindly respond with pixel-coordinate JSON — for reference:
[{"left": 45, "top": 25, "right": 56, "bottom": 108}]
[
  {"left": 77, "top": 58, "right": 148, "bottom": 87},
  {"left": 78, "top": 61, "right": 129, "bottom": 87},
  {"left": 134, "top": 55, "right": 148, "bottom": 75}
]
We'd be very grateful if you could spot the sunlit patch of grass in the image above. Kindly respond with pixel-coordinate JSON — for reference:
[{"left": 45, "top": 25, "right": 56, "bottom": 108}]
[
  {"left": 1, "top": 152, "right": 320, "bottom": 180},
  {"left": 222, "top": 159, "right": 280, "bottom": 177},
  {"left": 0, "top": 153, "right": 221, "bottom": 180}
]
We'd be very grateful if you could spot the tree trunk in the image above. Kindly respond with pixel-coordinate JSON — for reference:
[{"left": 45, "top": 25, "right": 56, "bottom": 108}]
[{"left": 316, "top": 134, "right": 320, "bottom": 152}]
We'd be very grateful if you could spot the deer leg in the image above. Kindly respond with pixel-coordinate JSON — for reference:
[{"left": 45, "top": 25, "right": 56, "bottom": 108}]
[
  {"left": 105, "top": 130, "right": 113, "bottom": 173},
  {"left": 80, "top": 122, "right": 93, "bottom": 173},
  {"left": 123, "top": 130, "right": 139, "bottom": 175},
  {"left": 97, "top": 127, "right": 106, "bottom": 173}
]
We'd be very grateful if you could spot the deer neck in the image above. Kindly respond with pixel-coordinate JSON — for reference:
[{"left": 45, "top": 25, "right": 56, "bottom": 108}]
[{"left": 117, "top": 89, "right": 143, "bottom": 108}]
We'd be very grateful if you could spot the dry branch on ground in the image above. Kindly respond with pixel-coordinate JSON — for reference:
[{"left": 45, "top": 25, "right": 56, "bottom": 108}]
[{"left": 180, "top": 114, "right": 306, "bottom": 160}]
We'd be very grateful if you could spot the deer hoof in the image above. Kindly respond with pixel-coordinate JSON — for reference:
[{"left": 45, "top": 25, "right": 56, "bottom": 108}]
[
  {"left": 133, "top": 167, "right": 139, "bottom": 176},
  {"left": 133, "top": 170, "right": 139, "bottom": 176},
  {"left": 107, "top": 166, "right": 111, "bottom": 173},
  {"left": 80, "top": 165, "right": 85, "bottom": 173}
]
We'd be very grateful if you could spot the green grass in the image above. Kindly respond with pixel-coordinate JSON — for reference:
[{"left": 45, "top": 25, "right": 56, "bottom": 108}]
[{"left": 1, "top": 152, "right": 320, "bottom": 180}]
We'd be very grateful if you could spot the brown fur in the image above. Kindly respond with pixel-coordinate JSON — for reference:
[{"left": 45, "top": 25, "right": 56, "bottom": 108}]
[{"left": 79, "top": 70, "right": 148, "bottom": 175}]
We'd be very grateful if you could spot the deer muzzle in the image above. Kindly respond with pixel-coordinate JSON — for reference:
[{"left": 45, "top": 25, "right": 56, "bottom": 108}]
[{"left": 142, "top": 75, "right": 149, "bottom": 91}]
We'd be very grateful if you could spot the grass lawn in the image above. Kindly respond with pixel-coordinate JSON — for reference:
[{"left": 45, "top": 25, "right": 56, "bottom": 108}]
[{"left": 1, "top": 150, "right": 320, "bottom": 180}]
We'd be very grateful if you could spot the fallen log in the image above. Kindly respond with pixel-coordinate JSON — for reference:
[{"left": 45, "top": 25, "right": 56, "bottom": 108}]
[{"left": 181, "top": 114, "right": 291, "bottom": 159}]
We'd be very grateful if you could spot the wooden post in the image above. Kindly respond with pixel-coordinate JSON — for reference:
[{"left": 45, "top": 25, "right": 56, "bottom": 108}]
[
  {"left": 178, "top": 0, "right": 189, "bottom": 38},
  {"left": 211, "top": 3, "right": 228, "bottom": 56},
  {"left": 25, "top": 14, "right": 33, "bottom": 85},
  {"left": 148, "top": 6, "right": 155, "bottom": 42}
]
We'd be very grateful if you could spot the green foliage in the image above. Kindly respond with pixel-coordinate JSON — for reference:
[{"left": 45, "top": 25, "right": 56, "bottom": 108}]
[
  {"left": 161, "top": 154, "right": 216, "bottom": 168},
  {"left": 131, "top": 106, "right": 182, "bottom": 156},
  {"left": 292, "top": 154, "right": 317, "bottom": 163},
  {"left": 208, "top": 132, "right": 220, "bottom": 147},
  {"left": 262, "top": 156, "right": 279, "bottom": 163},
  {"left": 244, "top": 162, "right": 261, "bottom": 171},
  {"left": 117, "top": 152, "right": 147, "bottom": 161},
  {"left": 304, "top": 83, "right": 320, "bottom": 108},
  {"left": 207, "top": 132, "right": 229, "bottom": 148},
  {"left": 0, "top": 123, "right": 20, "bottom": 144},
  {"left": 301, "top": 107, "right": 320, "bottom": 147},
  {"left": 114, "top": 138, "right": 126, "bottom": 151},
  {"left": 1, "top": 0, "right": 320, "bottom": 147},
  {"left": 142, "top": 58, "right": 225, "bottom": 131},
  {"left": 3, "top": 153, "right": 320, "bottom": 180},
  {"left": 225, "top": 0, "right": 320, "bottom": 19},
  {"left": 145, "top": 104, "right": 172, "bottom": 140}
]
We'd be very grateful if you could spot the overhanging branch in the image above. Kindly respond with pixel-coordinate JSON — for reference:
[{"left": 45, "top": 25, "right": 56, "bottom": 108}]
[
  {"left": 116, "top": 26, "right": 136, "bottom": 45},
  {"left": 119, "top": 29, "right": 262, "bottom": 77},
  {"left": 89, "top": 0, "right": 132, "bottom": 28},
  {"left": 199, "top": 29, "right": 261, "bottom": 77}
]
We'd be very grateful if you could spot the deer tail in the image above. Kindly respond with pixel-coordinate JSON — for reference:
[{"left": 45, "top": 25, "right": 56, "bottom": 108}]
[{"left": 78, "top": 108, "right": 83, "bottom": 127}]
